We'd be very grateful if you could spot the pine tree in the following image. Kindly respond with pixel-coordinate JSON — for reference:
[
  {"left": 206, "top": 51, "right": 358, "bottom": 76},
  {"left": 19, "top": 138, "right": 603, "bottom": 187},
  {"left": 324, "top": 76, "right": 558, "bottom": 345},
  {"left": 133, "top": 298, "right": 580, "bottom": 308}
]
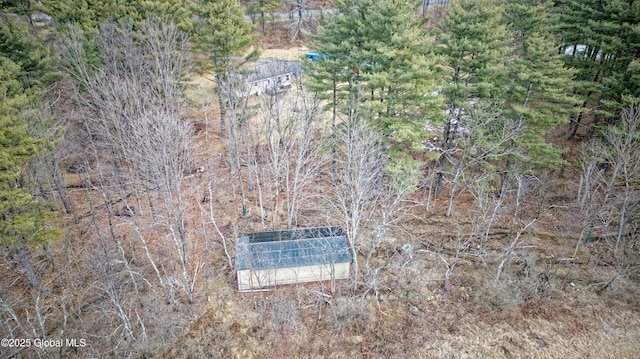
[
  {"left": 556, "top": 0, "right": 640, "bottom": 137},
  {"left": 138, "top": 0, "right": 192, "bottom": 32},
  {"left": 505, "top": 34, "right": 577, "bottom": 166},
  {"left": 0, "top": 56, "right": 61, "bottom": 288},
  {"left": 306, "top": 0, "right": 442, "bottom": 178},
  {"left": 39, "top": 0, "right": 121, "bottom": 31},
  {"left": 303, "top": 1, "right": 357, "bottom": 138},
  {"left": 505, "top": 0, "right": 557, "bottom": 45},
  {"left": 191, "top": 0, "right": 258, "bottom": 135},
  {"left": 39, "top": 0, "right": 191, "bottom": 31},
  {"left": 433, "top": 0, "right": 512, "bottom": 198},
  {"left": 243, "top": 0, "right": 281, "bottom": 34},
  {"left": 436, "top": 0, "right": 511, "bottom": 109},
  {"left": 0, "top": 13, "right": 63, "bottom": 288},
  {"left": 434, "top": 0, "right": 579, "bottom": 214},
  {"left": 501, "top": 0, "right": 579, "bottom": 169},
  {"left": 0, "top": 0, "right": 33, "bottom": 18},
  {"left": 356, "top": 0, "right": 442, "bottom": 149},
  {"left": 0, "top": 12, "right": 60, "bottom": 88}
]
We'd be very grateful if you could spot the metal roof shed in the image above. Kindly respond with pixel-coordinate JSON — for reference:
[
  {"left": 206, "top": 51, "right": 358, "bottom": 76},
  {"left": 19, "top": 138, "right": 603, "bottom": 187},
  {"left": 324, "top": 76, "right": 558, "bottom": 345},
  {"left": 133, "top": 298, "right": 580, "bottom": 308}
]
[{"left": 235, "top": 226, "right": 351, "bottom": 291}]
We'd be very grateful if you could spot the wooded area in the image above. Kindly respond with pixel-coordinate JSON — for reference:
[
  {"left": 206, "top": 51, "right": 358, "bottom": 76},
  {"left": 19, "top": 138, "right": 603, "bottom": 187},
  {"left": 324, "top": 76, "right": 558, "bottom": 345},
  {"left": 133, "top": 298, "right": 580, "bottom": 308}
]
[{"left": 1, "top": 0, "right": 639, "bottom": 357}]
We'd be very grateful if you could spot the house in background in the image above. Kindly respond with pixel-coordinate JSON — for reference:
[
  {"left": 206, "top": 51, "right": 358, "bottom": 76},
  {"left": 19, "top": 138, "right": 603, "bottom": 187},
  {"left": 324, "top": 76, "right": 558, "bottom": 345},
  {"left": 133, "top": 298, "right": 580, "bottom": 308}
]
[
  {"left": 229, "top": 60, "right": 301, "bottom": 97},
  {"left": 234, "top": 226, "right": 351, "bottom": 292}
]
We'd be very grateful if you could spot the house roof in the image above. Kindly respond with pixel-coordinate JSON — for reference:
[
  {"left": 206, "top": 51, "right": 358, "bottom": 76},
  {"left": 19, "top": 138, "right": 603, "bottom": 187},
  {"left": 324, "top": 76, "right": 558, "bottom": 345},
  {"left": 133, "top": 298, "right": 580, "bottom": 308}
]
[
  {"left": 235, "top": 226, "right": 351, "bottom": 271},
  {"left": 244, "top": 61, "right": 301, "bottom": 83}
]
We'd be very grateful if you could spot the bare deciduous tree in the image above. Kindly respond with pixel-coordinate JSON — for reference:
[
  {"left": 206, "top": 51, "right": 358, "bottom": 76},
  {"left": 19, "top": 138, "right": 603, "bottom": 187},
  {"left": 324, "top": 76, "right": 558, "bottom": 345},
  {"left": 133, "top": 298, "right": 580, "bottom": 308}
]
[
  {"left": 495, "top": 172, "right": 541, "bottom": 281},
  {"left": 361, "top": 177, "right": 422, "bottom": 302},
  {"left": 255, "top": 71, "right": 325, "bottom": 229},
  {"left": 286, "top": 0, "right": 317, "bottom": 40},
  {"left": 438, "top": 105, "right": 524, "bottom": 217},
  {"left": 227, "top": 63, "right": 327, "bottom": 230},
  {"left": 467, "top": 173, "right": 505, "bottom": 257},
  {"left": 58, "top": 18, "right": 196, "bottom": 306},
  {"left": 574, "top": 104, "right": 640, "bottom": 258},
  {"left": 606, "top": 105, "right": 640, "bottom": 256},
  {"left": 330, "top": 117, "right": 385, "bottom": 288}
]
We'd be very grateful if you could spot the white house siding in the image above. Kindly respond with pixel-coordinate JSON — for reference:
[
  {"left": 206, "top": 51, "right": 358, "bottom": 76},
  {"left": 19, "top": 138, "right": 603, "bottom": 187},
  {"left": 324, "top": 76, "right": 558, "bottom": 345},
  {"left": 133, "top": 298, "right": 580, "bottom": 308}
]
[
  {"left": 229, "top": 61, "right": 298, "bottom": 98},
  {"left": 237, "top": 262, "right": 350, "bottom": 291},
  {"left": 244, "top": 73, "right": 293, "bottom": 97}
]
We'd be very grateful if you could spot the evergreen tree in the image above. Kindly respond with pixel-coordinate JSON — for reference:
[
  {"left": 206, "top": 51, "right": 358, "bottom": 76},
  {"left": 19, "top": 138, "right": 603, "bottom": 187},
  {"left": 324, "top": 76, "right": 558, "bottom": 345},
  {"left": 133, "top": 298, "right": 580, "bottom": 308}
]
[
  {"left": 436, "top": 0, "right": 511, "bottom": 110},
  {"left": 0, "top": 12, "right": 60, "bottom": 88},
  {"left": 303, "top": 2, "right": 358, "bottom": 136},
  {"left": 243, "top": 0, "right": 281, "bottom": 34},
  {"left": 306, "top": 0, "right": 442, "bottom": 180},
  {"left": 0, "top": 56, "right": 61, "bottom": 288},
  {"left": 0, "top": 13, "right": 62, "bottom": 287},
  {"left": 0, "top": 14, "right": 57, "bottom": 246},
  {"left": 503, "top": 33, "right": 577, "bottom": 167},
  {"left": 505, "top": 0, "right": 557, "bottom": 45},
  {"left": 39, "top": 0, "right": 191, "bottom": 31},
  {"left": 139, "top": 0, "right": 192, "bottom": 32},
  {"left": 433, "top": 0, "right": 512, "bottom": 197},
  {"left": 501, "top": 0, "right": 579, "bottom": 169},
  {"left": 39, "top": 0, "right": 126, "bottom": 31},
  {"left": 0, "top": 0, "right": 32, "bottom": 17},
  {"left": 357, "top": 0, "right": 442, "bottom": 149},
  {"left": 191, "top": 0, "right": 258, "bottom": 135},
  {"left": 433, "top": 0, "right": 578, "bottom": 212},
  {"left": 555, "top": 0, "right": 640, "bottom": 137}
]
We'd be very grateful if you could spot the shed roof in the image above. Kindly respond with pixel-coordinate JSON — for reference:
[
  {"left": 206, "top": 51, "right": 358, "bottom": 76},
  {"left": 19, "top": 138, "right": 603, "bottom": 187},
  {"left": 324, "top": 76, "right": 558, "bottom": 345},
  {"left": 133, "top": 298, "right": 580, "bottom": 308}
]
[{"left": 235, "top": 226, "right": 350, "bottom": 271}]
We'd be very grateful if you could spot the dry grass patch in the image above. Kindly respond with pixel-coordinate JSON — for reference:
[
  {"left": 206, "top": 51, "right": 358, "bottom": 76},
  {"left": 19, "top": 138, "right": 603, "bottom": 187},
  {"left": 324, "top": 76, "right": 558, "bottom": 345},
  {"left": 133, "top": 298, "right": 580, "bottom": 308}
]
[{"left": 260, "top": 47, "right": 309, "bottom": 61}]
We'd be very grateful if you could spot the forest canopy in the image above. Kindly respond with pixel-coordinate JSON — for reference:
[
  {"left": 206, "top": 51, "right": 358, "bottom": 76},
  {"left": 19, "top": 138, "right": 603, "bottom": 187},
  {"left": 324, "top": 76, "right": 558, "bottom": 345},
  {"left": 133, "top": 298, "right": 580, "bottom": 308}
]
[{"left": 1, "top": 0, "right": 639, "bottom": 357}]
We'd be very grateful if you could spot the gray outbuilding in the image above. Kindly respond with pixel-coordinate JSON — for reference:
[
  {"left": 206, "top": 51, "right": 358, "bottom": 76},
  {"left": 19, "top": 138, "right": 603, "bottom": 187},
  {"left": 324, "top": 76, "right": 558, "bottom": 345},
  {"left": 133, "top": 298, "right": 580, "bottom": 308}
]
[{"left": 234, "top": 226, "right": 351, "bottom": 291}]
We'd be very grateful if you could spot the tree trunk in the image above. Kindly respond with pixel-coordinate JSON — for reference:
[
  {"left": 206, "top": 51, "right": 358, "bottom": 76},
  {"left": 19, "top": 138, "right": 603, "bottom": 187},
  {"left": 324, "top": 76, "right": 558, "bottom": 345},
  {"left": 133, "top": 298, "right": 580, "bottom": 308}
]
[
  {"left": 614, "top": 181, "right": 630, "bottom": 257},
  {"left": 42, "top": 243, "right": 55, "bottom": 272},
  {"left": 435, "top": 119, "right": 452, "bottom": 198},
  {"left": 585, "top": 116, "right": 600, "bottom": 141},
  {"left": 331, "top": 78, "right": 338, "bottom": 184},
  {"left": 445, "top": 176, "right": 456, "bottom": 217},
  {"left": 50, "top": 157, "right": 73, "bottom": 214},
  {"left": 566, "top": 101, "right": 588, "bottom": 139},
  {"left": 499, "top": 157, "right": 511, "bottom": 198},
  {"left": 422, "top": 0, "right": 430, "bottom": 18},
  {"left": 17, "top": 246, "right": 40, "bottom": 289},
  {"left": 215, "top": 72, "right": 227, "bottom": 136}
]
